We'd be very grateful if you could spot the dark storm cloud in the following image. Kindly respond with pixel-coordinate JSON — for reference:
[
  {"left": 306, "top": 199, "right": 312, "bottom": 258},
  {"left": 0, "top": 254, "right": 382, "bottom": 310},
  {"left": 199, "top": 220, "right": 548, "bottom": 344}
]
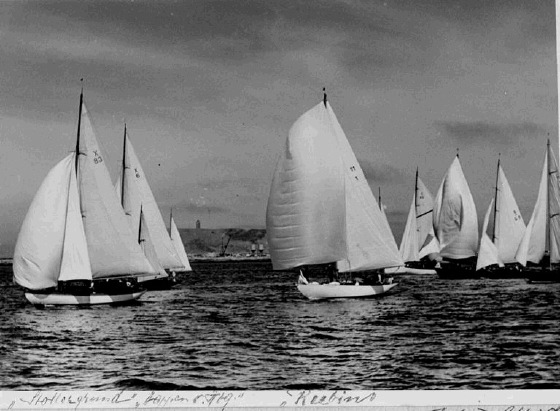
[{"left": 436, "top": 121, "right": 546, "bottom": 144}]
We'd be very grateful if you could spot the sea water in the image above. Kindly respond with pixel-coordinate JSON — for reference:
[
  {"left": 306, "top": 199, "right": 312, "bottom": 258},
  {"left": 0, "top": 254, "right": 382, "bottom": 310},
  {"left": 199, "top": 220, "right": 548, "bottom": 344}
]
[{"left": 1, "top": 261, "right": 559, "bottom": 390}]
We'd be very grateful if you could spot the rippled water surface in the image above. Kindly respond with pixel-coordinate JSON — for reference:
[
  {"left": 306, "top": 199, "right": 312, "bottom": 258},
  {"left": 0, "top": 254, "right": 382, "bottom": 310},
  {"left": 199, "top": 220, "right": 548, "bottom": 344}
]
[{"left": 2, "top": 261, "right": 560, "bottom": 390}]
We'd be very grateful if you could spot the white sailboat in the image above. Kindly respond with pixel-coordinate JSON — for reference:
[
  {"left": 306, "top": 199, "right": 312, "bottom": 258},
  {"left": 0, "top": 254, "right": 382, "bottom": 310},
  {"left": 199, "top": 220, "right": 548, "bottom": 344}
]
[
  {"left": 398, "top": 169, "right": 440, "bottom": 274},
  {"left": 266, "top": 91, "right": 403, "bottom": 300},
  {"left": 433, "top": 154, "right": 479, "bottom": 278},
  {"left": 476, "top": 158, "right": 526, "bottom": 276},
  {"left": 516, "top": 140, "right": 560, "bottom": 283},
  {"left": 13, "top": 90, "right": 155, "bottom": 306},
  {"left": 115, "top": 126, "right": 185, "bottom": 287},
  {"left": 169, "top": 209, "right": 192, "bottom": 272}
]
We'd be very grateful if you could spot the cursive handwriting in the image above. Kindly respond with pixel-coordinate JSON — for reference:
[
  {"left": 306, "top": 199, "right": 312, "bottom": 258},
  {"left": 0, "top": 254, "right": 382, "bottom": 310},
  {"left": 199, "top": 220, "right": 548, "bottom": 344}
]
[
  {"left": 17, "top": 391, "right": 135, "bottom": 410},
  {"left": 280, "top": 390, "right": 376, "bottom": 407}
]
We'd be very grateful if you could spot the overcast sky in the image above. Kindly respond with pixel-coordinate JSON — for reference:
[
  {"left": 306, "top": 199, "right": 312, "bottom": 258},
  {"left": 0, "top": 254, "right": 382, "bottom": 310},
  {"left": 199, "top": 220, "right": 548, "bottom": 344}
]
[{"left": 0, "top": 0, "right": 557, "bottom": 256}]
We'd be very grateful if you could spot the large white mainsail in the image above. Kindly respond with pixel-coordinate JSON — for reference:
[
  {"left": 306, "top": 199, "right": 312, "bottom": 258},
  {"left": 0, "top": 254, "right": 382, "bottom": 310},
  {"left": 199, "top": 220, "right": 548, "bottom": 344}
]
[
  {"left": 476, "top": 199, "right": 504, "bottom": 271},
  {"left": 493, "top": 163, "right": 526, "bottom": 263},
  {"left": 170, "top": 215, "right": 192, "bottom": 272},
  {"left": 78, "top": 102, "right": 156, "bottom": 278},
  {"left": 516, "top": 150, "right": 548, "bottom": 265},
  {"left": 266, "top": 101, "right": 347, "bottom": 270},
  {"left": 433, "top": 155, "right": 478, "bottom": 259},
  {"left": 117, "top": 131, "right": 183, "bottom": 271},
  {"left": 13, "top": 154, "right": 74, "bottom": 290}
]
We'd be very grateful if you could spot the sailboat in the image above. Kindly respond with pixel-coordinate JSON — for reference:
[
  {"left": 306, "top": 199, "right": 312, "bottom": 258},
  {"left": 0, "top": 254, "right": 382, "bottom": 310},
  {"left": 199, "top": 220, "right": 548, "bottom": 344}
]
[
  {"left": 13, "top": 89, "right": 155, "bottom": 306},
  {"left": 398, "top": 169, "right": 440, "bottom": 274},
  {"left": 516, "top": 140, "right": 560, "bottom": 283},
  {"left": 476, "top": 157, "right": 526, "bottom": 278},
  {"left": 169, "top": 209, "right": 192, "bottom": 273},
  {"left": 266, "top": 91, "right": 403, "bottom": 300},
  {"left": 433, "top": 154, "right": 479, "bottom": 278},
  {"left": 116, "top": 126, "right": 185, "bottom": 288}
]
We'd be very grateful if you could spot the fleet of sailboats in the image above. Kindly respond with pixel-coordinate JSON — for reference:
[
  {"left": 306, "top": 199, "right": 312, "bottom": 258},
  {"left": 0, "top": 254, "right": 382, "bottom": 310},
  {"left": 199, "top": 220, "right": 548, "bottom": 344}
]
[{"left": 266, "top": 91, "right": 402, "bottom": 300}]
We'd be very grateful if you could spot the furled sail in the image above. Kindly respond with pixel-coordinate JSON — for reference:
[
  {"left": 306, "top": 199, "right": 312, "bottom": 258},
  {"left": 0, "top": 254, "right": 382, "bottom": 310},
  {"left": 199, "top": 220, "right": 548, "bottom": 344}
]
[
  {"left": 476, "top": 199, "right": 504, "bottom": 270},
  {"left": 118, "top": 132, "right": 183, "bottom": 270},
  {"left": 77, "top": 102, "right": 156, "bottom": 278},
  {"left": 13, "top": 154, "right": 74, "bottom": 290},
  {"left": 266, "top": 102, "right": 347, "bottom": 270},
  {"left": 433, "top": 156, "right": 478, "bottom": 259},
  {"left": 170, "top": 216, "right": 192, "bottom": 271}
]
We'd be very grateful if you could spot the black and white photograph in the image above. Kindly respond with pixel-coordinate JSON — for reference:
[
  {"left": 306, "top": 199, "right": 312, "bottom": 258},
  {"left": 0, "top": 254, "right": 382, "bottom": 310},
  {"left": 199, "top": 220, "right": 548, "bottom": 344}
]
[{"left": 1, "top": 0, "right": 560, "bottom": 398}]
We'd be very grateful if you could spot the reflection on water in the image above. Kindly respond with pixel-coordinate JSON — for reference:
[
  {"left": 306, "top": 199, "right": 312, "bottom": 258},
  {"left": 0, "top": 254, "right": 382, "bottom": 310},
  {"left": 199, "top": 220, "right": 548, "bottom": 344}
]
[{"left": 1, "top": 261, "right": 560, "bottom": 390}]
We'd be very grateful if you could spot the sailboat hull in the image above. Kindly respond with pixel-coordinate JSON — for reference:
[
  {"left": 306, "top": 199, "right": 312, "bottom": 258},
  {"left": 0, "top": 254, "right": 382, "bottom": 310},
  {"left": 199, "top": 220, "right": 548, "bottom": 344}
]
[
  {"left": 24, "top": 290, "right": 146, "bottom": 306},
  {"left": 297, "top": 283, "right": 397, "bottom": 300}
]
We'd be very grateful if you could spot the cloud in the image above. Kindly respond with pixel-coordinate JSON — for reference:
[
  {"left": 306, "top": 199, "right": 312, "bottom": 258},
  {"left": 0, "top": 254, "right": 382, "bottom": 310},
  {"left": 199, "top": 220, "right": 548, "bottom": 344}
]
[
  {"left": 435, "top": 120, "right": 546, "bottom": 143},
  {"left": 359, "top": 158, "right": 407, "bottom": 184}
]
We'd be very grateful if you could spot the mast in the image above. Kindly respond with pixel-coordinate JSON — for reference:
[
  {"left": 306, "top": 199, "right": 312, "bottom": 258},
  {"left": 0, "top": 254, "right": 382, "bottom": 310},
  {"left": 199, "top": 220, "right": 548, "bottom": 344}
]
[
  {"left": 323, "top": 87, "right": 327, "bottom": 107},
  {"left": 121, "top": 123, "right": 127, "bottom": 208},
  {"left": 170, "top": 208, "right": 173, "bottom": 233},
  {"left": 378, "top": 187, "right": 382, "bottom": 210},
  {"left": 138, "top": 205, "right": 143, "bottom": 245},
  {"left": 75, "top": 79, "right": 84, "bottom": 173},
  {"left": 492, "top": 154, "right": 500, "bottom": 243},
  {"left": 547, "top": 139, "right": 552, "bottom": 269},
  {"left": 414, "top": 167, "right": 419, "bottom": 235}
]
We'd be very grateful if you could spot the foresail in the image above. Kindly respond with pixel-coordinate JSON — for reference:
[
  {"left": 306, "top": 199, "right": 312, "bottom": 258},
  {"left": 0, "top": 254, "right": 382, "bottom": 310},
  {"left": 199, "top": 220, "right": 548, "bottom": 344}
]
[
  {"left": 399, "top": 194, "right": 419, "bottom": 262},
  {"left": 416, "top": 177, "right": 436, "bottom": 251},
  {"left": 433, "top": 156, "right": 478, "bottom": 259},
  {"left": 123, "top": 134, "right": 183, "bottom": 270},
  {"left": 139, "top": 212, "right": 168, "bottom": 278},
  {"left": 326, "top": 103, "right": 403, "bottom": 272},
  {"left": 59, "top": 154, "right": 93, "bottom": 282},
  {"left": 515, "top": 151, "right": 547, "bottom": 266},
  {"left": 266, "top": 102, "right": 347, "bottom": 270},
  {"left": 171, "top": 217, "right": 192, "bottom": 271},
  {"left": 77, "top": 102, "right": 156, "bottom": 278},
  {"left": 494, "top": 165, "right": 525, "bottom": 263},
  {"left": 13, "top": 154, "right": 73, "bottom": 289},
  {"left": 476, "top": 199, "right": 503, "bottom": 270}
]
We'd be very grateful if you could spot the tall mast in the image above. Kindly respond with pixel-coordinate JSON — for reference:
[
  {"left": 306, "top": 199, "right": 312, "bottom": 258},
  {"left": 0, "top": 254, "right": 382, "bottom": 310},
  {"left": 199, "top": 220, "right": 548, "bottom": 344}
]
[
  {"left": 121, "top": 123, "right": 127, "bottom": 208},
  {"left": 492, "top": 154, "right": 500, "bottom": 243},
  {"left": 323, "top": 87, "right": 327, "bottom": 107},
  {"left": 170, "top": 208, "right": 173, "bottom": 233},
  {"left": 414, "top": 167, "right": 420, "bottom": 238},
  {"left": 75, "top": 79, "right": 84, "bottom": 173},
  {"left": 378, "top": 187, "right": 382, "bottom": 210},
  {"left": 547, "top": 139, "right": 552, "bottom": 269}
]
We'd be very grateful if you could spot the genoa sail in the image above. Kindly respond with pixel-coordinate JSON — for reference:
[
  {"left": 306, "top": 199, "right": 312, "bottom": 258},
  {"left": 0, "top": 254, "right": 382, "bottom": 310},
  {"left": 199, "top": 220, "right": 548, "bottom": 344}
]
[
  {"left": 170, "top": 216, "right": 192, "bottom": 272},
  {"left": 476, "top": 199, "right": 504, "bottom": 270}
]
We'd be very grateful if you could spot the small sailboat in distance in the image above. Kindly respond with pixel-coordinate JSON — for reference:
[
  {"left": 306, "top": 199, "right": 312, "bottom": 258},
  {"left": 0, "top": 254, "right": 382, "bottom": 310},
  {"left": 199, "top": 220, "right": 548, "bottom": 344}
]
[
  {"left": 13, "top": 88, "right": 154, "bottom": 306},
  {"left": 266, "top": 90, "right": 402, "bottom": 300},
  {"left": 398, "top": 168, "right": 439, "bottom": 275},
  {"left": 433, "top": 154, "right": 479, "bottom": 278}
]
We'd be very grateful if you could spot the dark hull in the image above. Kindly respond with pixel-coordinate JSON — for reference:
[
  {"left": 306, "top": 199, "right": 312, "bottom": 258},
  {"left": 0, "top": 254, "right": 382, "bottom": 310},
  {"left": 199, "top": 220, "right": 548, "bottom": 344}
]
[
  {"left": 478, "top": 265, "right": 526, "bottom": 279},
  {"left": 140, "top": 277, "right": 176, "bottom": 290},
  {"left": 436, "top": 259, "right": 479, "bottom": 279},
  {"left": 524, "top": 267, "right": 560, "bottom": 284}
]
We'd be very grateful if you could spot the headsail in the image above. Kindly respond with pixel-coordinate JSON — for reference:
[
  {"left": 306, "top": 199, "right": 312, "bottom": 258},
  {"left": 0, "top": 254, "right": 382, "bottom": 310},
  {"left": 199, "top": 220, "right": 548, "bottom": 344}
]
[
  {"left": 77, "top": 101, "right": 156, "bottom": 278},
  {"left": 399, "top": 193, "right": 419, "bottom": 262},
  {"left": 476, "top": 199, "right": 504, "bottom": 270},
  {"left": 433, "top": 156, "right": 478, "bottom": 259},
  {"left": 13, "top": 154, "right": 74, "bottom": 290},
  {"left": 170, "top": 215, "right": 192, "bottom": 271},
  {"left": 118, "top": 131, "right": 183, "bottom": 270},
  {"left": 138, "top": 209, "right": 168, "bottom": 280},
  {"left": 266, "top": 101, "right": 347, "bottom": 270}
]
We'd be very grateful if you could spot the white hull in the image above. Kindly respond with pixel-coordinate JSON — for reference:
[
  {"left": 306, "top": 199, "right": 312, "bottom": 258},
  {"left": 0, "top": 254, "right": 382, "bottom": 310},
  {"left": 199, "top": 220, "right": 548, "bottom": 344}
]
[
  {"left": 25, "top": 291, "right": 146, "bottom": 306},
  {"left": 297, "top": 283, "right": 397, "bottom": 300}
]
